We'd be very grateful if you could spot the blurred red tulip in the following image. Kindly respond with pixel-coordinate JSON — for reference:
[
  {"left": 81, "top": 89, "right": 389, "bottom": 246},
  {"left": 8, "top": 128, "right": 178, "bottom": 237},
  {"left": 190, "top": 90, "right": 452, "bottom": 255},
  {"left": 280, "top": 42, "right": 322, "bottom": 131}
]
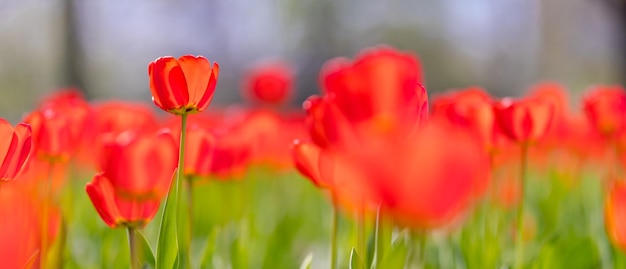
[
  {"left": 0, "top": 119, "right": 33, "bottom": 181},
  {"left": 149, "top": 55, "right": 219, "bottom": 115},
  {"left": 605, "top": 179, "right": 626, "bottom": 252},
  {"left": 183, "top": 123, "right": 215, "bottom": 178},
  {"left": 87, "top": 130, "right": 177, "bottom": 228},
  {"left": 493, "top": 96, "right": 554, "bottom": 144},
  {"left": 333, "top": 120, "right": 490, "bottom": 229},
  {"left": 292, "top": 140, "right": 335, "bottom": 189},
  {"left": 309, "top": 46, "right": 427, "bottom": 150},
  {"left": 208, "top": 129, "right": 252, "bottom": 179},
  {"left": 0, "top": 183, "right": 60, "bottom": 269},
  {"left": 431, "top": 87, "right": 496, "bottom": 150},
  {"left": 583, "top": 85, "right": 626, "bottom": 138},
  {"left": 25, "top": 90, "right": 90, "bottom": 162},
  {"left": 243, "top": 61, "right": 293, "bottom": 105},
  {"left": 77, "top": 101, "right": 159, "bottom": 168}
]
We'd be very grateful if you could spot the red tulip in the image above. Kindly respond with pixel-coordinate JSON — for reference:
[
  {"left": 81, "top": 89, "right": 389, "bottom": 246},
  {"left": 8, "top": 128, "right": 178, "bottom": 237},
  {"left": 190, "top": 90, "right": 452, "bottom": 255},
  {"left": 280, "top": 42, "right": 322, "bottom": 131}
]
[
  {"left": 243, "top": 61, "right": 293, "bottom": 105},
  {"left": 292, "top": 140, "right": 335, "bottom": 189},
  {"left": 310, "top": 46, "right": 428, "bottom": 150},
  {"left": 0, "top": 119, "right": 33, "bottom": 181},
  {"left": 87, "top": 130, "right": 177, "bottom": 228},
  {"left": 493, "top": 96, "right": 554, "bottom": 144},
  {"left": 149, "top": 55, "right": 220, "bottom": 115},
  {"left": 605, "top": 179, "right": 626, "bottom": 252},
  {"left": 182, "top": 123, "right": 215, "bottom": 178},
  {"left": 208, "top": 129, "right": 251, "bottom": 179},
  {"left": 333, "top": 119, "right": 490, "bottom": 228},
  {"left": 583, "top": 85, "right": 626, "bottom": 138},
  {"left": 0, "top": 183, "right": 60, "bottom": 269},
  {"left": 431, "top": 87, "right": 496, "bottom": 150},
  {"left": 25, "top": 90, "right": 90, "bottom": 162}
]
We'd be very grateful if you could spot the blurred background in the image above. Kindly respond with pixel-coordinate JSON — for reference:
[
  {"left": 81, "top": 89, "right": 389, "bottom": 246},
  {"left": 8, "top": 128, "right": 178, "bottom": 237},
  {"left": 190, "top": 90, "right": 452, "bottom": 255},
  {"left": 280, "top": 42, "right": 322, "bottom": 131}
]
[{"left": 0, "top": 0, "right": 623, "bottom": 121}]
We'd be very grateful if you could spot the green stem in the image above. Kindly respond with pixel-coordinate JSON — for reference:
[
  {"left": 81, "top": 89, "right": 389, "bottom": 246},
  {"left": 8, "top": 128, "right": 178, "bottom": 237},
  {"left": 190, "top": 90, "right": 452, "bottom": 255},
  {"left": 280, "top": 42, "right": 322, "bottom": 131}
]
[
  {"left": 178, "top": 113, "right": 189, "bottom": 269},
  {"left": 330, "top": 192, "right": 338, "bottom": 269},
  {"left": 186, "top": 176, "right": 194, "bottom": 264},
  {"left": 127, "top": 227, "right": 138, "bottom": 269},
  {"left": 514, "top": 144, "right": 528, "bottom": 269},
  {"left": 372, "top": 205, "right": 383, "bottom": 269},
  {"left": 40, "top": 161, "right": 55, "bottom": 269},
  {"left": 418, "top": 232, "right": 426, "bottom": 269},
  {"left": 356, "top": 202, "right": 365, "bottom": 268}
]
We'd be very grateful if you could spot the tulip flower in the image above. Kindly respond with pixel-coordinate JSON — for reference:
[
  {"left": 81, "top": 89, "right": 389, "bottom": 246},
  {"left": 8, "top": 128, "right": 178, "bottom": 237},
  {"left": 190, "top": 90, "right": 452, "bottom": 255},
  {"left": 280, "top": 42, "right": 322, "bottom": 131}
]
[
  {"left": 149, "top": 55, "right": 219, "bottom": 115},
  {"left": 93, "top": 130, "right": 177, "bottom": 204},
  {"left": 0, "top": 119, "right": 33, "bottom": 181},
  {"left": 606, "top": 179, "right": 626, "bottom": 252},
  {"left": 149, "top": 55, "right": 220, "bottom": 268},
  {"left": 431, "top": 87, "right": 496, "bottom": 151},
  {"left": 0, "top": 184, "right": 60, "bottom": 269},
  {"left": 313, "top": 46, "right": 428, "bottom": 150},
  {"left": 493, "top": 95, "right": 554, "bottom": 269},
  {"left": 493, "top": 97, "right": 554, "bottom": 144},
  {"left": 583, "top": 85, "right": 626, "bottom": 138},
  {"left": 243, "top": 61, "right": 293, "bottom": 106},
  {"left": 87, "top": 130, "right": 176, "bottom": 268}
]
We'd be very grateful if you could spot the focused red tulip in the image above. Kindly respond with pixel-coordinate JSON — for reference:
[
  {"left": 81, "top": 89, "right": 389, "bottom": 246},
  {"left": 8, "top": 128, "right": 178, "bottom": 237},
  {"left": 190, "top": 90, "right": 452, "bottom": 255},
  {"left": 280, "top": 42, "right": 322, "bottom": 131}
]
[
  {"left": 243, "top": 61, "right": 293, "bottom": 106},
  {"left": 149, "top": 55, "right": 220, "bottom": 115},
  {"left": 493, "top": 96, "right": 554, "bottom": 144},
  {"left": 0, "top": 119, "right": 33, "bottom": 181},
  {"left": 87, "top": 130, "right": 177, "bottom": 228},
  {"left": 605, "top": 179, "right": 626, "bottom": 252},
  {"left": 583, "top": 85, "right": 626, "bottom": 138}
]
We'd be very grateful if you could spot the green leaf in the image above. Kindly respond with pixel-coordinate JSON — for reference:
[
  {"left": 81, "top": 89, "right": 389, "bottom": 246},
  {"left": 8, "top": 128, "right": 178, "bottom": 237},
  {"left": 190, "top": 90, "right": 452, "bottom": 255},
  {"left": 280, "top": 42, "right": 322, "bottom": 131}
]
[
  {"left": 199, "top": 226, "right": 220, "bottom": 269},
  {"left": 137, "top": 230, "right": 156, "bottom": 268},
  {"left": 298, "top": 253, "right": 313, "bottom": 269},
  {"left": 379, "top": 236, "right": 408, "bottom": 269},
  {"left": 350, "top": 248, "right": 365, "bottom": 269},
  {"left": 156, "top": 170, "right": 179, "bottom": 269},
  {"left": 366, "top": 231, "right": 375, "bottom": 268}
]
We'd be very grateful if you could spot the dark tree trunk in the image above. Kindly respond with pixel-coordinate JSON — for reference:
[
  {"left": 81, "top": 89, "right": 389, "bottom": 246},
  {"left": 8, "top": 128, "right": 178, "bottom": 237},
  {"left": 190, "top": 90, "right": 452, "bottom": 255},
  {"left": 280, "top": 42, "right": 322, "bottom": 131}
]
[{"left": 61, "top": 0, "right": 88, "bottom": 98}]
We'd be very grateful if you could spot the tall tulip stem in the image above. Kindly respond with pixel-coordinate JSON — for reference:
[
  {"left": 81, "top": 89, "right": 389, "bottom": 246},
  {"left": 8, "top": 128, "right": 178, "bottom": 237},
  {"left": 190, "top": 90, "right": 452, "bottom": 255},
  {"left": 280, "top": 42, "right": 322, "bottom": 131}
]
[
  {"left": 40, "top": 161, "right": 55, "bottom": 269},
  {"left": 178, "top": 113, "right": 190, "bottom": 268},
  {"left": 127, "top": 227, "right": 138, "bottom": 269},
  {"left": 514, "top": 144, "right": 529, "bottom": 269},
  {"left": 330, "top": 192, "right": 338, "bottom": 269},
  {"left": 356, "top": 202, "right": 365, "bottom": 267}
]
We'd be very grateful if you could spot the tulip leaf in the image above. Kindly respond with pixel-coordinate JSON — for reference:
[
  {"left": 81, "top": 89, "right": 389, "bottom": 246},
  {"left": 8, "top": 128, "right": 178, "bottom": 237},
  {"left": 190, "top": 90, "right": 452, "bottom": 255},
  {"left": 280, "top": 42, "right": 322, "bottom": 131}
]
[
  {"left": 299, "top": 253, "right": 313, "bottom": 269},
  {"left": 137, "top": 230, "right": 156, "bottom": 268},
  {"left": 350, "top": 248, "right": 365, "bottom": 269},
  {"left": 156, "top": 169, "right": 179, "bottom": 269},
  {"left": 379, "top": 236, "right": 408, "bottom": 269},
  {"left": 199, "top": 226, "right": 220, "bottom": 268}
]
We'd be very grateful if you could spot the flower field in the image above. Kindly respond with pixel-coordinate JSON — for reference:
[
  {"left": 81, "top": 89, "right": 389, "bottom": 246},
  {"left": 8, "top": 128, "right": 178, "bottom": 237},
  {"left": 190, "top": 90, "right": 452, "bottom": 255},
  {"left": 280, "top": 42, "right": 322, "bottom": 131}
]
[{"left": 1, "top": 45, "right": 626, "bottom": 269}]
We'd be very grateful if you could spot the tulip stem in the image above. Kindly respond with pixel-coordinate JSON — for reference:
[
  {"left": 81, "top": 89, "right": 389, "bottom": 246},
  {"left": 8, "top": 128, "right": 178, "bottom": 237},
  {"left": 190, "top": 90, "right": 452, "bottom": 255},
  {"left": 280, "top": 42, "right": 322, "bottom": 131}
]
[
  {"left": 127, "top": 227, "right": 138, "bottom": 269},
  {"left": 178, "top": 113, "right": 190, "bottom": 269},
  {"left": 330, "top": 192, "right": 338, "bottom": 269},
  {"left": 186, "top": 176, "right": 194, "bottom": 246},
  {"left": 514, "top": 144, "right": 529, "bottom": 269},
  {"left": 356, "top": 201, "right": 365, "bottom": 269},
  {"left": 372, "top": 204, "right": 385, "bottom": 269},
  {"left": 40, "top": 161, "right": 55, "bottom": 269}
]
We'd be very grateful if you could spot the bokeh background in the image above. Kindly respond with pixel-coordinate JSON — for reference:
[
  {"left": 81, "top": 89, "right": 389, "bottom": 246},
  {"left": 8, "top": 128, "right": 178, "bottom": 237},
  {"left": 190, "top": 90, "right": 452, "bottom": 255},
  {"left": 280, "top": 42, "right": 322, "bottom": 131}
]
[{"left": 0, "top": 0, "right": 624, "bottom": 121}]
